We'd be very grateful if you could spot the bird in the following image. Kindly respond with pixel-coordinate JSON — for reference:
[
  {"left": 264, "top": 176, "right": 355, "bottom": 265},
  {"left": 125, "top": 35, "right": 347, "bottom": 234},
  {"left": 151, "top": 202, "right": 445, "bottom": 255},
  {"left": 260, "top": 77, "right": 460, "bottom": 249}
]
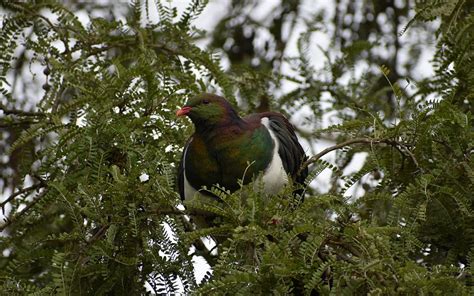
[{"left": 176, "top": 93, "right": 308, "bottom": 224}]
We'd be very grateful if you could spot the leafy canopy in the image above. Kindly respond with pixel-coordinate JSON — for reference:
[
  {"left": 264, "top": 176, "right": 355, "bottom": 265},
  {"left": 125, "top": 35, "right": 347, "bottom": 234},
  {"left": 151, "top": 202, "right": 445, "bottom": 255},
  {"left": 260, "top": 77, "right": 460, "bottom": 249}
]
[{"left": 0, "top": 0, "right": 472, "bottom": 295}]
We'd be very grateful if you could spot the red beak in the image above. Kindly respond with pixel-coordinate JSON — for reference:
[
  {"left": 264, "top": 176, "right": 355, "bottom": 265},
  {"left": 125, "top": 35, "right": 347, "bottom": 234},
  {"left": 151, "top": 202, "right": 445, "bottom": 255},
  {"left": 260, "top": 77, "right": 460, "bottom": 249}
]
[{"left": 176, "top": 106, "right": 192, "bottom": 116}]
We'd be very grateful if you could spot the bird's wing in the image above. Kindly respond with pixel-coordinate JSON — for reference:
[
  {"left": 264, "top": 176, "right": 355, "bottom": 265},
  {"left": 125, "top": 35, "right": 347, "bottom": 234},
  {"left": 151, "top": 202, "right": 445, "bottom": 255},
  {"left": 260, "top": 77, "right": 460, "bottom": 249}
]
[
  {"left": 177, "top": 137, "right": 193, "bottom": 201},
  {"left": 261, "top": 112, "right": 308, "bottom": 185}
]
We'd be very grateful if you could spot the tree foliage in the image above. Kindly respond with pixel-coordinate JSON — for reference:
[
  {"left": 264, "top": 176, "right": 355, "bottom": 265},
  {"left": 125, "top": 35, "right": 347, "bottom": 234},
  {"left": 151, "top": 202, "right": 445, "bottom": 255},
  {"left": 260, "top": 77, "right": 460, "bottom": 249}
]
[{"left": 0, "top": 0, "right": 472, "bottom": 294}]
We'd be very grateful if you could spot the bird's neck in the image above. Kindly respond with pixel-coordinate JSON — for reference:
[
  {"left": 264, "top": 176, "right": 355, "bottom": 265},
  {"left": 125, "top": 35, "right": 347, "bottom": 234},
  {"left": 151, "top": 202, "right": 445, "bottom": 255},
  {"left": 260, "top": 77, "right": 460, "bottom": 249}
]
[{"left": 193, "top": 114, "right": 245, "bottom": 141}]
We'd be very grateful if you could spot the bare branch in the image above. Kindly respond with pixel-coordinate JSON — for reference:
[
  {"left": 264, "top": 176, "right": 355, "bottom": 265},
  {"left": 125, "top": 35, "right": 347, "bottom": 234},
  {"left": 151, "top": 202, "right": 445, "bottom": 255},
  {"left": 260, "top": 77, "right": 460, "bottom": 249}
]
[
  {"left": 298, "top": 138, "right": 384, "bottom": 176},
  {"left": 0, "top": 182, "right": 45, "bottom": 213},
  {"left": 298, "top": 137, "right": 422, "bottom": 176},
  {"left": 0, "top": 189, "right": 47, "bottom": 232}
]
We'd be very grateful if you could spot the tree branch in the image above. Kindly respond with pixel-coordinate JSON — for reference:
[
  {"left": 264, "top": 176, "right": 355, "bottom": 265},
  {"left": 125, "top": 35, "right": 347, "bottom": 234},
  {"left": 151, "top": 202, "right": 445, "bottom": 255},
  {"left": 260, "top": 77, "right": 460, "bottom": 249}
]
[
  {"left": 0, "top": 189, "right": 47, "bottom": 232},
  {"left": 0, "top": 104, "right": 45, "bottom": 117},
  {"left": 298, "top": 138, "right": 383, "bottom": 176},
  {"left": 0, "top": 182, "right": 45, "bottom": 214},
  {"left": 151, "top": 207, "right": 216, "bottom": 218},
  {"left": 298, "top": 137, "right": 421, "bottom": 176}
]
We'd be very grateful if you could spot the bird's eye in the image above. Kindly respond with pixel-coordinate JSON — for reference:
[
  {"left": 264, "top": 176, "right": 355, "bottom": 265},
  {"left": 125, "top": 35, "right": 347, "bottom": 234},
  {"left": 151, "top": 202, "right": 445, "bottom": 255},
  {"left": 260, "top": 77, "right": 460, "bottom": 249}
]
[{"left": 202, "top": 99, "right": 210, "bottom": 104}]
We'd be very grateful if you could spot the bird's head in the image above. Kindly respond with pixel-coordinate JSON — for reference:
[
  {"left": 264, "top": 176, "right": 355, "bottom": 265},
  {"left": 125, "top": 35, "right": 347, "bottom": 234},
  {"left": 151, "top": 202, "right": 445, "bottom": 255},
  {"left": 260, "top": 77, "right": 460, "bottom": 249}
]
[{"left": 176, "top": 93, "right": 240, "bottom": 127}]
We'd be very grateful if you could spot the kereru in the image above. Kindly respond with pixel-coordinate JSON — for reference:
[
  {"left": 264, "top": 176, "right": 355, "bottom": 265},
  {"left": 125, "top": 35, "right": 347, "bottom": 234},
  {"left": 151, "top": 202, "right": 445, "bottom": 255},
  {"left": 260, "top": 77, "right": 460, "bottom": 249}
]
[{"left": 176, "top": 93, "right": 308, "bottom": 215}]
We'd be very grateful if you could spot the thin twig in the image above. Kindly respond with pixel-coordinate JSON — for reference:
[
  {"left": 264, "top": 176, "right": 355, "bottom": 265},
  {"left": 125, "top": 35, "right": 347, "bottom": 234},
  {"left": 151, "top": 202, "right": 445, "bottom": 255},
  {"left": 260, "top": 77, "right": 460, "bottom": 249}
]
[
  {"left": 0, "top": 189, "right": 47, "bottom": 232},
  {"left": 0, "top": 121, "right": 38, "bottom": 128},
  {"left": 0, "top": 104, "right": 45, "bottom": 117},
  {"left": 298, "top": 138, "right": 384, "bottom": 176},
  {"left": 0, "top": 182, "right": 45, "bottom": 213},
  {"left": 180, "top": 216, "right": 217, "bottom": 265},
  {"left": 151, "top": 207, "right": 216, "bottom": 218},
  {"left": 385, "top": 139, "right": 421, "bottom": 171},
  {"left": 86, "top": 225, "right": 109, "bottom": 244},
  {"left": 298, "top": 137, "right": 421, "bottom": 176}
]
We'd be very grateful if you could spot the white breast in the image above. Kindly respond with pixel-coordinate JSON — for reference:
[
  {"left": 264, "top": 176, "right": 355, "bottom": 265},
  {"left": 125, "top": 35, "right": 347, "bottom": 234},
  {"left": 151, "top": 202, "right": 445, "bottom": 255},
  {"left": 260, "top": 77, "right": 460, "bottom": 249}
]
[{"left": 259, "top": 117, "right": 289, "bottom": 194}]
